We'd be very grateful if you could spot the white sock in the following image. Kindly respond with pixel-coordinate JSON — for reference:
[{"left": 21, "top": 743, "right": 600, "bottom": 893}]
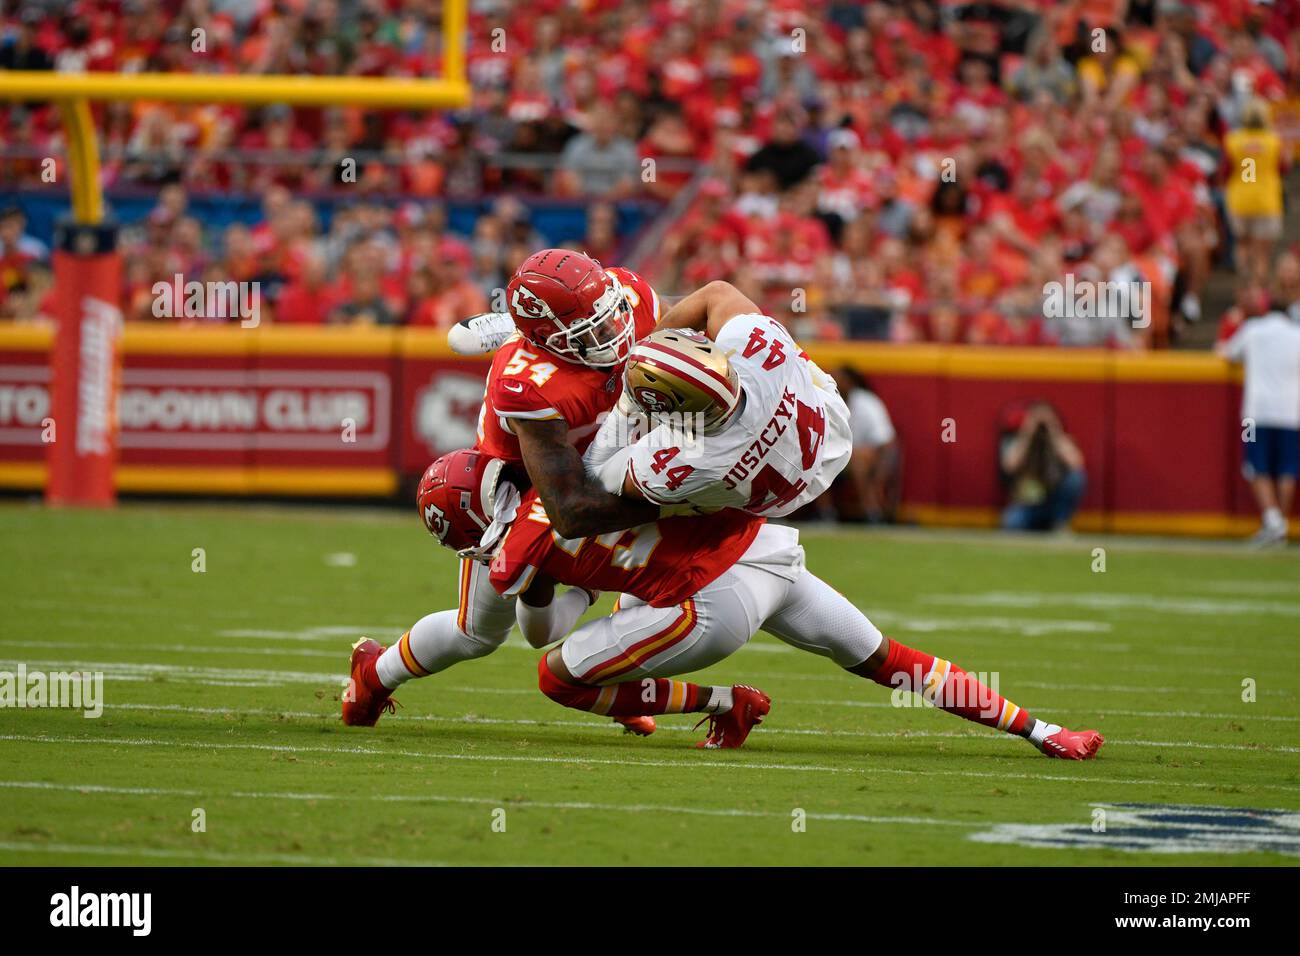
[
  {"left": 1263, "top": 507, "right": 1285, "bottom": 531},
  {"left": 1027, "top": 720, "right": 1061, "bottom": 751},
  {"left": 705, "top": 686, "right": 734, "bottom": 714},
  {"left": 375, "top": 610, "right": 498, "bottom": 689},
  {"left": 375, "top": 644, "right": 411, "bottom": 690}
]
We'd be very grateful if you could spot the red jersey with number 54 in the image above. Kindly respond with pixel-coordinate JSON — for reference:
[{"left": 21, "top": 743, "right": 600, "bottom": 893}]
[
  {"left": 476, "top": 267, "right": 660, "bottom": 465},
  {"left": 489, "top": 491, "right": 763, "bottom": 608}
]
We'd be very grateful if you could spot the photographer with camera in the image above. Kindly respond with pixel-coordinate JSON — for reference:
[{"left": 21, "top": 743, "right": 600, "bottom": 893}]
[{"left": 999, "top": 401, "right": 1087, "bottom": 533}]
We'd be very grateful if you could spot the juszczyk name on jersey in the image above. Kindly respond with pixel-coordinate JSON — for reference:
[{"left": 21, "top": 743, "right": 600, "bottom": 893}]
[
  {"left": 594, "top": 410, "right": 709, "bottom": 459},
  {"left": 723, "top": 386, "right": 800, "bottom": 489},
  {"left": 1042, "top": 276, "right": 1151, "bottom": 329},
  {"left": 50, "top": 886, "right": 151, "bottom": 936},
  {"left": 152, "top": 273, "right": 261, "bottom": 327},
  {"left": 890, "top": 665, "right": 1001, "bottom": 719},
  {"left": 0, "top": 663, "right": 103, "bottom": 718}
]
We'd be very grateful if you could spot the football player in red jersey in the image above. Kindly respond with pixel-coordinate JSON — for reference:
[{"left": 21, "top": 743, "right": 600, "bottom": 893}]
[
  {"left": 412, "top": 445, "right": 1104, "bottom": 758},
  {"left": 344, "top": 250, "right": 676, "bottom": 729}
]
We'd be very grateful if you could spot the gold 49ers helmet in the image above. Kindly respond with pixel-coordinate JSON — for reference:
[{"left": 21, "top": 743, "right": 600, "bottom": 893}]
[{"left": 623, "top": 329, "right": 742, "bottom": 427}]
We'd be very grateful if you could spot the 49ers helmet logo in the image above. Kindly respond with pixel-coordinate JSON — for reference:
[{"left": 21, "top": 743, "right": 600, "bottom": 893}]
[
  {"left": 510, "top": 283, "right": 555, "bottom": 322},
  {"left": 634, "top": 386, "right": 673, "bottom": 413}
]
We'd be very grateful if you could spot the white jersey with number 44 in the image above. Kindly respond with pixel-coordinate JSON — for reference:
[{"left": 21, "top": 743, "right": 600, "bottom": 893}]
[{"left": 616, "top": 314, "right": 851, "bottom": 516}]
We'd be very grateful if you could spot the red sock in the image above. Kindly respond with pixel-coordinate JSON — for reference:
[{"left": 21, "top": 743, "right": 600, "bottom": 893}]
[
  {"left": 360, "top": 656, "right": 385, "bottom": 695},
  {"left": 538, "top": 657, "right": 707, "bottom": 716},
  {"left": 868, "top": 639, "right": 1031, "bottom": 735}
]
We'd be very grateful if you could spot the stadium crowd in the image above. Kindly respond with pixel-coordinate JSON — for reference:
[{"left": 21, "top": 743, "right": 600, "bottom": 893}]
[{"left": 1, "top": 0, "right": 1299, "bottom": 346}]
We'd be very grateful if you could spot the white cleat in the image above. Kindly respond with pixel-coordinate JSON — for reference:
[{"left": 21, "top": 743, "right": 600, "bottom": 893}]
[
  {"left": 1248, "top": 524, "right": 1288, "bottom": 549},
  {"left": 448, "top": 312, "right": 516, "bottom": 355}
]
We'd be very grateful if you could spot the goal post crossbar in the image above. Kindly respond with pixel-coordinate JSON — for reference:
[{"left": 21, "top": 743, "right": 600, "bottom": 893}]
[{"left": 0, "top": 71, "right": 471, "bottom": 108}]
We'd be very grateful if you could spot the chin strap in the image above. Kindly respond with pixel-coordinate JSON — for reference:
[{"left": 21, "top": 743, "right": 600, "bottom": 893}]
[{"left": 457, "top": 480, "right": 523, "bottom": 565}]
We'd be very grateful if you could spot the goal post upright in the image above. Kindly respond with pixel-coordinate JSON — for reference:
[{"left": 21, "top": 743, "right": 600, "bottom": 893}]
[{"left": 0, "top": 0, "right": 471, "bottom": 506}]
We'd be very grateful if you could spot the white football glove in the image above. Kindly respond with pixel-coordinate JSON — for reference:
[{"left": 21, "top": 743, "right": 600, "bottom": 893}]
[{"left": 447, "top": 312, "right": 516, "bottom": 355}]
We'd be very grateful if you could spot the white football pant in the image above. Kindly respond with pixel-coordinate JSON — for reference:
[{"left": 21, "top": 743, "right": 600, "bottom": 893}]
[{"left": 560, "top": 524, "right": 883, "bottom": 683}]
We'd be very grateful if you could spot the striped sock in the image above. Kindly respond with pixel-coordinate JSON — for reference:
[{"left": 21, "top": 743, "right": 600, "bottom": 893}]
[
  {"left": 375, "top": 628, "right": 431, "bottom": 689},
  {"left": 868, "top": 639, "right": 1032, "bottom": 735},
  {"left": 538, "top": 657, "right": 715, "bottom": 717}
]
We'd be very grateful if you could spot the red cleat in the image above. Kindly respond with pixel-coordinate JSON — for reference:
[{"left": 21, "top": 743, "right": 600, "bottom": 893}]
[
  {"left": 695, "top": 685, "right": 770, "bottom": 749},
  {"left": 1040, "top": 726, "right": 1105, "bottom": 760},
  {"left": 615, "top": 715, "right": 656, "bottom": 736},
  {"left": 342, "top": 638, "right": 397, "bottom": 727}
]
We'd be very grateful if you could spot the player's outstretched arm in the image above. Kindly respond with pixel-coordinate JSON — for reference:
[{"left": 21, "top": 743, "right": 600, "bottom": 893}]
[
  {"left": 515, "top": 417, "right": 661, "bottom": 539},
  {"left": 582, "top": 391, "right": 640, "bottom": 477},
  {"left": 515, "top": 577, "right": 597, "bottom": 649},
  {"left": 654, "top": 280, "right": 761, "bottom": 340}
]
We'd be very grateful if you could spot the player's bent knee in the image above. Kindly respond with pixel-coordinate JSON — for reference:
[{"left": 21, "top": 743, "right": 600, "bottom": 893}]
[
  {"left": 537, "top": 655, "right": 593, "bottom": 708},
  {"left": 457, "top": 622, "right": 512, "bottom": 657},
  {"left": 836, "top": 617, "right": 884, "bottom": 667}
]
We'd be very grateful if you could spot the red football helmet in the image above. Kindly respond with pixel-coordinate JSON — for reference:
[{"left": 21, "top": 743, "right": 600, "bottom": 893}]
[
  {"left": 506, "top": 248, "right": 635, "bottom": 368},
  {"left": 416, "top": 449, "right": 505, "bottom": 551}
]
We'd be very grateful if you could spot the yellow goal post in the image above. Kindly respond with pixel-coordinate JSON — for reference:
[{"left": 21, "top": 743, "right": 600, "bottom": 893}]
[{"left": 0, "top": 0, "right": 470, "bottom": 224}]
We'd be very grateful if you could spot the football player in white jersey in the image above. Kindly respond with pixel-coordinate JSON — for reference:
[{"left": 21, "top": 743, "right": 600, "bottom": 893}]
[
  {"left": 549, "top": 280, "right": 1106, "bottom": 758},
  {"left": 585, "top": 285, "right": 851, "bottom": 517}
]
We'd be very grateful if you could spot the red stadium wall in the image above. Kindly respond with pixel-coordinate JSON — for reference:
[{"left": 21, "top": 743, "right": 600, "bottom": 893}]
[
  {"left": 0, "top": 325, "right": 1262, "bottom": 536},
  {"left": 807, "top": 344, "right": 1257, "bottom": 535}
]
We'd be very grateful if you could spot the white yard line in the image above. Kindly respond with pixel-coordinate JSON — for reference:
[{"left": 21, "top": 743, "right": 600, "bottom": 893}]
[
  {"left": 0, "top": 657, "right": 342, "bottom": 686},
  {"left": 0, "top": 640, "right": 343, "bottom": 660},
  {"left": 97, "top": 703, "right": 1300, "bottom": 753},
  {"left": 0, "top": 780, "right": 971, "bottom": 828},
  {"left": 5, "top": 655, "right": 1288, "bottom": 700},
  {"left": 1178, "top": 580, "right": 1300, "bottom": 596},
  {"left": 868, "top": 612, "right": 1114, "bottom": 636},
  {"left": 3, "top": 733, "right": 1299, "bottom": 794},
  {"left": 0, "top": 840, "right": 449, "bottom": 867},
  {"left": 782, "top": 698, "right": 1300, "bottom": 722},
  {"left": 796, "top": 523, "right": 1298, "bottom": 558},
  {"left": 10, "top": 599, "right": 259, "bottom": 619},
  {"left": 3, "top": 655, "right": 1294, "bottom": 728},
  {"left": 923, "top": 592, "right": 1300, "bottom": 618},
  {"left": 214, "top": 627, "right": 413, "bottom": 642}
]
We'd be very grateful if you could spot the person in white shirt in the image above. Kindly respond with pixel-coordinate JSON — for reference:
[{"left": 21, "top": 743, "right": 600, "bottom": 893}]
[
  {"left": 1217, "top": 306, "right": 1300, "bottom": 546},
  {"left": 832, "top": 367, "right": 899, "bottom": 522}
]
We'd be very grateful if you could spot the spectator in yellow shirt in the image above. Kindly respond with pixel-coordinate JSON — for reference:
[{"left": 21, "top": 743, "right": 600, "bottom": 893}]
[
  {"left": 1225, "top": 100, "right": 1287, "bottom": 286},
  {"left": 1077, "top": 28, "right": 1142, "bottom": 110}
]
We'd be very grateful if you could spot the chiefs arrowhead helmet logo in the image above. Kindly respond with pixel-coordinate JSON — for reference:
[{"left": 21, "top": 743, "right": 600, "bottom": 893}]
[
  {"left": 423, "top": 501, "right": 449, "bottom": 541},
  {"left": 511, "top": 283, "right": 555, "bottom": 322}
]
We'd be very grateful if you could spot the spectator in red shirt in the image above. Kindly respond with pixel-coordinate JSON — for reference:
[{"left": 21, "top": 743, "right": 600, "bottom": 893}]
[
  {"left": 405, "top": 250, "right": 488, "bottom": 330},
  {"left": 274, "top": 247, "right": 339, "bottom": 325}
]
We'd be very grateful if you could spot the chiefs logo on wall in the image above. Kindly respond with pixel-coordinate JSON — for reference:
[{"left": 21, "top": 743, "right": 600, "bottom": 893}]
[{"left": 414, "top": 374, "right": 483, "bottom": 456}]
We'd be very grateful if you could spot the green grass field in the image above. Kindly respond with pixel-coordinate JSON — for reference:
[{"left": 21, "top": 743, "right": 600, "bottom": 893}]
[{"left": 1, "top": 501, "right": 1297, "bottom": 866}]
